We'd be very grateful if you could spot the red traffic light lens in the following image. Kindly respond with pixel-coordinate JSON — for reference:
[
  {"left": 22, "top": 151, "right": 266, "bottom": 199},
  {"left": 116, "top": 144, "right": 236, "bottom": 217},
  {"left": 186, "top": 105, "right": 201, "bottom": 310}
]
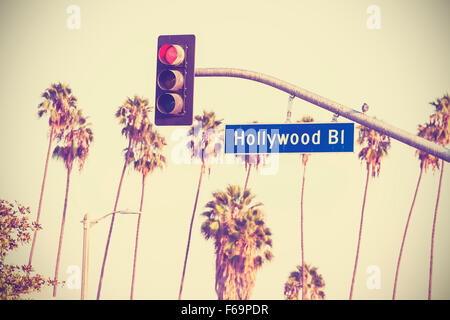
[
  {"left": 157, "top": 93, "right": 184, "bottom": 115},
  {"left": 158, "top": 44, "right": 185, "bottom": 66}
]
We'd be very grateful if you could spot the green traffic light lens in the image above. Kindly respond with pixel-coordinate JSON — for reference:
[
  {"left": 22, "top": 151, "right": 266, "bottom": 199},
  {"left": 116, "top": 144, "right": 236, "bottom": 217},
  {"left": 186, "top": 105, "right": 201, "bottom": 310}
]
[
  {"left": 157, "top": 93, "right": 183, "bottom": 115},
  {"left": 157, "top": 94, "right": 175, "bottom": 113}
]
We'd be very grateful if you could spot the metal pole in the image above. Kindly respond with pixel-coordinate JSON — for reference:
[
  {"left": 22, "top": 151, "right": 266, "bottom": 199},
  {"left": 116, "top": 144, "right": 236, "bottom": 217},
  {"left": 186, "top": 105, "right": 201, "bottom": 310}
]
[
  {"left": 81, "top": 214, "right": 90, "bottom": 300},
  {"left": 194, "top": 67, "right": 450, "bottom": 163},
  {"left": 80, "top": 210, "right": 142, "bottom": 300}
]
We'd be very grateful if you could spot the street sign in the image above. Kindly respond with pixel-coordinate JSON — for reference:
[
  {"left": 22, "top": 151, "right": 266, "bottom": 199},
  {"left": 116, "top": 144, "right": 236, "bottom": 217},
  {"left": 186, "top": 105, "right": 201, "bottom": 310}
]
[{"left": 225, "top": 123, "right": 354, "bottom": 154}]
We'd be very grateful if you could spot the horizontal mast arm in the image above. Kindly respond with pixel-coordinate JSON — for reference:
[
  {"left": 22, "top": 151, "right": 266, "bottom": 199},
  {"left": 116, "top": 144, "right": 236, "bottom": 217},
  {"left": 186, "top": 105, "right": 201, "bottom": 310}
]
[{"left": 195, "top": 67, "right": 450, "bottom": 162}]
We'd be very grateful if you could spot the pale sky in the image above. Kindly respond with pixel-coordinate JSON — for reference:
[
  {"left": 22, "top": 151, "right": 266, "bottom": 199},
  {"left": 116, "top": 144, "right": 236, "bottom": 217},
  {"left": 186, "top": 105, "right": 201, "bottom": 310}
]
[{"left": 0, "top": 0, "right": 449, "bottom": 300}]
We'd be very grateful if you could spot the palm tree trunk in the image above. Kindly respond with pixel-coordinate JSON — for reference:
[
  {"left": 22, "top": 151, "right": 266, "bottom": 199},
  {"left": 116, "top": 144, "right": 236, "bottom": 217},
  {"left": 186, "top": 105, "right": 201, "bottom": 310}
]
[
  {"left": 243, "top": 164, "right": 252, "bottom": 192},
  {"left": 178, "top": 162, "right": 205, "bottom": 300},
  {"left": 392, "top": 167, "right": 423, "bottom": 299},
  {"left": 300, "top": 162, "right": 306, "bottom": 300},
  {"left": 53, "top": 166, "right": 71, "bottom": 297},
  {"left": 130, "top": 174, "right": 146, "bottom": 300},
  {"left": 349, "top": 166, "right": 370, "bottom": 300},
  {"left": 28, "top": 126, "right": 55, "bottom": 266},
  {"left": 97, "top": 140, "right": 131, "bottom": 300},
  {"left": 428, "top": 160, "right": 444, "bottom": 300}
]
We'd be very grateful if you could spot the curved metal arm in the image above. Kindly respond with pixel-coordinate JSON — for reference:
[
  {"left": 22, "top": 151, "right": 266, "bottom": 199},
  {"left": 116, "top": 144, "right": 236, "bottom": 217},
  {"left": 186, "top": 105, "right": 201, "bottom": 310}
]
[
  {"left": 195, "top": 67, "right": 450, "bottom": 162},
  {"left": 91, "top": 210, "right": 142, "bottom": 224}
]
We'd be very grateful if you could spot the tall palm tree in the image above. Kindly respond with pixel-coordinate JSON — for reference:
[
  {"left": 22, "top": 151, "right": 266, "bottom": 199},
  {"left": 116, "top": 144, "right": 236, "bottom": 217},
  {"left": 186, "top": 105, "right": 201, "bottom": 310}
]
[
  {"left": 97, "top": 96, "right": 151, "bottom": 299},
  {"left": 201, "top": 185, "right": 273, "bottom": 300},
  {"left": 178, "top": 111, "right": 223, "bottom": 300},
  {"left": 297, "top": 115, "right": 314, "bottom": 300},
  {"left": 51, "top": 109, "right": 93, "bottom": 297},
  {"left": 349, "top": 125, "right": 390, "bottom": 299},
  {"left": 130, "top": 123, "right": 166, "bottom": 300},
  {"left": 427, "top": 94, "right": 449, "bottom": 299},
  {"left": 238, "top": 153, "right": 269, "bottom": 192},
  {"left": 284, "top": 263, "right": 325, "bottom": 300},
  {"left": 392, "top": 94, "right": 449, "bottom": 300},
  {"left": 29, "top": 83, "right": 77, "bottom": 266},
  {"left": 392, "top": 125, "right": 440, "bottom": 299}
]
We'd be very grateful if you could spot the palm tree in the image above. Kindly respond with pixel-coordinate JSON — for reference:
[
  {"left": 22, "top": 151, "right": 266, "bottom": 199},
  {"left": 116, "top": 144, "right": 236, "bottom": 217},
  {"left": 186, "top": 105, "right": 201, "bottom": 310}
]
[
  {"left": 392, "top": 126, "right": 440, "bottom": 299},
  {"left": 297, "top": 115, "right": 314, "bottom": 300},
  {"left": 29, "top": 83, "right": 77, "bottom": 266},
  {"left": 284, "top": 263, "right": 325, "bottom": 300},
  {"left": 97, "top": 96, "right": 151, "bottom": 299},
  {"left": 392, "top": 94, "right": 449, "bottom": 300},
  {"left": 130, "top": 122, "right": 166, "bottom": 300},
  {"left": 178, "top": 111, "right": 223, "bottom": 300},
  {"left": 201, "top": 185, "right": 273, "bottom": 300},
  {"left": 427, "top": 94, "right": 449, "bottom": 299},
  {"left": 52, "top": 109, "right": 93, "bottom": 297},
  {"left": 238, "top": 153, "right": 268, "bottom": 192},
  {"left": 349, "top": 125, "right": 390, "bottom": 299}
]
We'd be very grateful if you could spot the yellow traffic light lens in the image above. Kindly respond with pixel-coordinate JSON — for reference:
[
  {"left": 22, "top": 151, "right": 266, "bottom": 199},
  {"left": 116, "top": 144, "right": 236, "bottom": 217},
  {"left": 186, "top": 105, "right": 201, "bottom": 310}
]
[
  {"left": 157, "top": 70, "right": 184, "bottom": 91},
  {"left": 157, "top": 93, "right": 184, "bottom": 115}
]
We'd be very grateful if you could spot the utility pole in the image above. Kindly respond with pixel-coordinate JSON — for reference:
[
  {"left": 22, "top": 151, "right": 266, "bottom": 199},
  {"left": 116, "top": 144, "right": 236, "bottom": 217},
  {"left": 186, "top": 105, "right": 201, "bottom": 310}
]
[{"left": 194, "top": 68, "right": 450, "bottom": 163}]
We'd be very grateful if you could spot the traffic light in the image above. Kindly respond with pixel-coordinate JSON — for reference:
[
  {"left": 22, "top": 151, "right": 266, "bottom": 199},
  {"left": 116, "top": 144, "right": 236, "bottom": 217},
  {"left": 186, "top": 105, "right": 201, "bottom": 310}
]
[{"left": 155, "top": 34, "right": 196, "bottom": 126}]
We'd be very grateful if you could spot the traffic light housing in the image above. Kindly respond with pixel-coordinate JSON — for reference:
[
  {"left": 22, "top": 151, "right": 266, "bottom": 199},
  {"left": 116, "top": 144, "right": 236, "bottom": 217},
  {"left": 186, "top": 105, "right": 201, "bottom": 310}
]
[{"left": 155, "top": 34, "right": 196, "bottom": 126}]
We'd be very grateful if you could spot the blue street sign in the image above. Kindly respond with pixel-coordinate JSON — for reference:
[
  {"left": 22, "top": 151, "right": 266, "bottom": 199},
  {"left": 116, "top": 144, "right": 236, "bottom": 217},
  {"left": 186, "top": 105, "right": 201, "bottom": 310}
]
[{"left": 225, "top": 123, "right": 354, "bottom": 154}]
